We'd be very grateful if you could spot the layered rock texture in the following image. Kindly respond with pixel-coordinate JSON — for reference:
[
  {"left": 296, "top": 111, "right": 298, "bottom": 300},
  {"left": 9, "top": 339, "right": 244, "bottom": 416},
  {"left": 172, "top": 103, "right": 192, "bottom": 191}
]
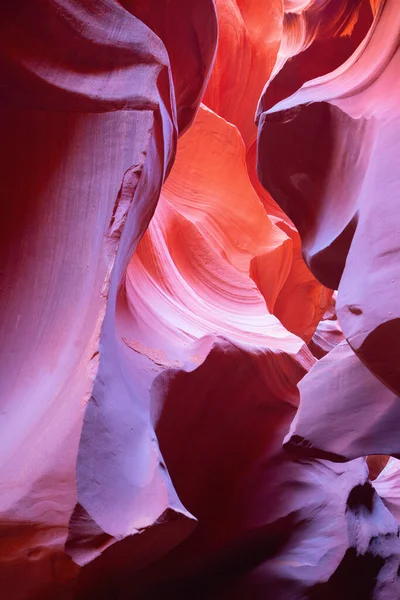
[{"left": 1, "top": 1, "right": 400, "bottom": 598}]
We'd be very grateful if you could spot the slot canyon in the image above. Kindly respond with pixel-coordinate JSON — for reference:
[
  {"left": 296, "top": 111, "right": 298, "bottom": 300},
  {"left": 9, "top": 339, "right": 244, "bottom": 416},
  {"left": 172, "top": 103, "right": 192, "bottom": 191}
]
[{"left": 1, "top": 1, "right": 400, "bottom": 598}]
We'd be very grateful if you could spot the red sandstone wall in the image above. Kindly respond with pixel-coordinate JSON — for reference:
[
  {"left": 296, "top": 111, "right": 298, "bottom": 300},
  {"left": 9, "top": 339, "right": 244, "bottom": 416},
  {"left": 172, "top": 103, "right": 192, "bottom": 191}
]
[{"left": 1, "top": 2, "right": 400, "bottom": 598}]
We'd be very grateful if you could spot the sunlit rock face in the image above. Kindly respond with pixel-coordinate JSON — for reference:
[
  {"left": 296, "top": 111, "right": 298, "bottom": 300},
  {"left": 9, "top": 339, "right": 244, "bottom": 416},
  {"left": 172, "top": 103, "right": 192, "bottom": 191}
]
[
  {"left": 257, "top": 0, "right": 400, "bottom": 394},
  {"left": 1, "top": 1, "right": 400, "bottom": 598}
]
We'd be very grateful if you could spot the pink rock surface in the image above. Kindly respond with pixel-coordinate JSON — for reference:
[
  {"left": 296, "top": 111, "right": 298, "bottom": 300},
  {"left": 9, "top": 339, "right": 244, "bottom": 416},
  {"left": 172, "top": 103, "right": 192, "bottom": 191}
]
[
  {"left": 308, "top": 314, "right": 344, "bottom": 359},
  {"left": 2, "top": 0, "right": 400, "bottom": 598},
  {"left": 257, "top": 0, "right": 400, "bottom": 394},
  {"left": 284, "top": 340, "right": 400, "bottom": 461},
  {"left": 0, "top": 0, "right": 216, "bottom": 596},
  {"left": 374, "top": 459, "right": 400, "bottom": 524},
  {"left": 75, "top": 344, "right": 400, "bottom": 599}
]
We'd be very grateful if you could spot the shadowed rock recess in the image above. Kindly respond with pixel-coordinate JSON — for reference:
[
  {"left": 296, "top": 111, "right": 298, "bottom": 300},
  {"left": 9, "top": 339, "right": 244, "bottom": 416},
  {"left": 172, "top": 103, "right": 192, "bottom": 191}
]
[{"left": 1, "top": 1, "right": 400, "bottom": 598}]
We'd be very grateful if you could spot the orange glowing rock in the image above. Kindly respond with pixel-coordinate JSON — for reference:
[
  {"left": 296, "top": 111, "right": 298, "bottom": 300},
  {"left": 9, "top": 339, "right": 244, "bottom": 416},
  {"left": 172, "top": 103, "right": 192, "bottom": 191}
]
[
  {"left": 203, "top": 0, "right": 283, "bottom": 146},
  {"left": 2, "top": 1, "right": 400, "bottom": 598},
  {"left": 203, "top": 0, "right": 333, "bottom": 342}
]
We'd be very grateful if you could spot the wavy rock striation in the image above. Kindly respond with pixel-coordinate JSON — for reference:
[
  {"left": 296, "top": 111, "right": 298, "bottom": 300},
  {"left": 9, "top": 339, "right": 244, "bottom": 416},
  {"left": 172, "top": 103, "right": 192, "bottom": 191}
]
[{"left": 1, "top": 0, "right": 400, "bottom": 598}]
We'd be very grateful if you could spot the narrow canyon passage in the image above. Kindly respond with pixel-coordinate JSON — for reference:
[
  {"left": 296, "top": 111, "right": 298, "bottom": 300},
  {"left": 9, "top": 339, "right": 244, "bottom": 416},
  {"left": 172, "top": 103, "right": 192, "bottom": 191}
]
[{"left": 1, "top": 1, "right": 400, "bottom": 599}]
